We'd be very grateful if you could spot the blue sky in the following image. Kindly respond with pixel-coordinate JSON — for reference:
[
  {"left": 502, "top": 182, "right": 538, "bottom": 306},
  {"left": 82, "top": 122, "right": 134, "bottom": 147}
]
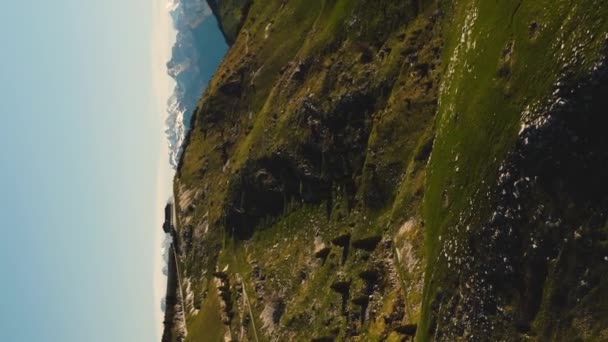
[{"left": 0, "top": 0, "right": 175, "bottom": 340}]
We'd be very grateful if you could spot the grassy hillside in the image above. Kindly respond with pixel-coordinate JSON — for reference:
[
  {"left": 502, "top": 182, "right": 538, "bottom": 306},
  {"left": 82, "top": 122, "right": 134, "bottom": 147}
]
[
  {"left": 421, "top": 0, "right": 608, "bottom": 340},
  {"left": 165, "top": 0, "right": 608, "bottom": 340}
]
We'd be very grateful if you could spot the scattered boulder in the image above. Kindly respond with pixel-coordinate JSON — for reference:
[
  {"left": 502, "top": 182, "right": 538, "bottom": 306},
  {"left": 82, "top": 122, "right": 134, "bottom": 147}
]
[
  {"left": 415, "top": 136, "right": 434, "bottom": 161},
  {"left": 529, "top": 21, "right": 539, "bottom": 39},
  {"left": 213, "top": 276, "right": 234, "bottom": 327},
  {"left": 330, "top": 278, "right": 351, "bottom": 294},
  {"left": 358, "top": 268, "right": 380, "bottom": 283},
  {"left": 260, "top": 296, "right": 286, "bottom": 334},
  {"left": 314, "top": 237, "right": 331, "bottom": 259},
  {"left": 213, "top": 271, "right": 229, "bottom": 280},
  {"left": 351, "top": 294, "right": 369, "bottom": 306},
  {"left": 291, "top": 59, "right": 311, "bottom": 81},
  {"left": 360, "top": 47, "right": 374, "bottom": 64},
  {"left": 332, "top": 233, "right": 351, "bottom": 264},
  {"left": 315, "top": 246, "right": 331, "bottom": 259}
]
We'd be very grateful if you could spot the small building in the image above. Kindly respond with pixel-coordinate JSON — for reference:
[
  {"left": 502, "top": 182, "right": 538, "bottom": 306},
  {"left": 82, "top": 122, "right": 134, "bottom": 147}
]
[{"left": 162, "top": 203, "right": 174, "bottom": 233}]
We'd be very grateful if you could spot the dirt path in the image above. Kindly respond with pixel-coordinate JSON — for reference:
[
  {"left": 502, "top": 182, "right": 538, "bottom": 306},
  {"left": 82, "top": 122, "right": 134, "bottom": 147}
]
[{"left": 172, "top": 203, "right": 189, "bottom": 338}]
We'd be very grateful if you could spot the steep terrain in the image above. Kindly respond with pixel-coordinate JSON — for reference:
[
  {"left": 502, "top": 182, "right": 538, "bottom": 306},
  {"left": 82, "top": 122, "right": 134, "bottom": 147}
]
[{"left": 164, "top": 0, "right": 608, "bottom": 341}]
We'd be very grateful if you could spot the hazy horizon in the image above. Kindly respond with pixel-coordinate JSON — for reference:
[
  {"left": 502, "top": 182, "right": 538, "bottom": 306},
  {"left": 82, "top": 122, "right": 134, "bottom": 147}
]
[
  {"left": 0, "top": 0, "right": 176, "bottom": 340},
  {"left": 151, "top": 0, "right": 177, "bottom": 338}
]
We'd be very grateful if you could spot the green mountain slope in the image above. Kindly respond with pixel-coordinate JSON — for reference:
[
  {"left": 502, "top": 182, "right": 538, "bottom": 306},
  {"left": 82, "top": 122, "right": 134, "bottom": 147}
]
[{"left": 164, "top": 0, "right": 608, "bottom": 340}]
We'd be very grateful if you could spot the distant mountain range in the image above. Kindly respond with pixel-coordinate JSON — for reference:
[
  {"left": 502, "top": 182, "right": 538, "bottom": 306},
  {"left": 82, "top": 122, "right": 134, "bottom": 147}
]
[{"left": 165, "top": 0, "right": 226, "bottom": 168}]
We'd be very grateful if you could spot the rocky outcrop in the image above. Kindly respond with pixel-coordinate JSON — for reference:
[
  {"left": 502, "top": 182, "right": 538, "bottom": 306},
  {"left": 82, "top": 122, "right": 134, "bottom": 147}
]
[
  {"left": 213, "top": 269, "right": 234, "bottom": 326},
  {"left": 428, "top": 52, "right": 608, "bottom": 341}
]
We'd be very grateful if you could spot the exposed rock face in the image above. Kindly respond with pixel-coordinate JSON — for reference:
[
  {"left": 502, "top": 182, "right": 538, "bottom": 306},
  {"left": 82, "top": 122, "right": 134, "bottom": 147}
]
[
  {"left": 166, "top": 0, "right": 608, "bottom": 341},
  {"left": 428, "top": 54, "right": 608, "bottom": 341}
]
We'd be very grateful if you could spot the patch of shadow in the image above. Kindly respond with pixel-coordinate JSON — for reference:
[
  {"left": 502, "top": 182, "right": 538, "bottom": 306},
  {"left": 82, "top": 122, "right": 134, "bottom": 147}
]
[
  {"left": 330, "top": 278, "right": 351, "bottom": 314},
  {"left": 352, "top": 235, "right": 382, "bottom": 252},
  {"left": 395, "top": 323, "right": 418, "bottom": 336},
  {"left": 331, "top": 233, "right": 351, "bottom": 265}
]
